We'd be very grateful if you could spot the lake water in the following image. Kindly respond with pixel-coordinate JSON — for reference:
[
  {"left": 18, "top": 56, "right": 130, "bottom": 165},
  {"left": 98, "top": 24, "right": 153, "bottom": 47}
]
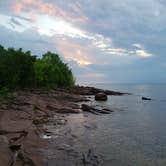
[{"left": 65, "top": 84, "right": 166, "bottom": 166}]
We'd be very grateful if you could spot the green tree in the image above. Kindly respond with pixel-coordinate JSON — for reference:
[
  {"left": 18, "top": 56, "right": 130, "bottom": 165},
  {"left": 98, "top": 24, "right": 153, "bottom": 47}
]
[
  {"left": 34, "top": 52, "right": 75, "bottom": 88},
  {"left": 0, "top": 47, "right": 36, "bottom": 88}
]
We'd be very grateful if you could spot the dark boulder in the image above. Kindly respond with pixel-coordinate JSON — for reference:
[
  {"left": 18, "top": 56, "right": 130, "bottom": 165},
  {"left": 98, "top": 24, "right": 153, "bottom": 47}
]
[
  {"left": 142, "top": 97, "right": 152, "bottom": 101},
  {"left": 81, "top": 104, "right": 91, "bottom": 111},
  {"left": 95, "top": 92, "right": 107, "bottom": 101}
]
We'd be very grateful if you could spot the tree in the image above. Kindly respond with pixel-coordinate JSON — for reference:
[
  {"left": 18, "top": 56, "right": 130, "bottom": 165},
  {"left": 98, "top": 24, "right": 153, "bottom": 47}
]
[{"left": 34, "top": 52, "right": 75, "bottom": 88}]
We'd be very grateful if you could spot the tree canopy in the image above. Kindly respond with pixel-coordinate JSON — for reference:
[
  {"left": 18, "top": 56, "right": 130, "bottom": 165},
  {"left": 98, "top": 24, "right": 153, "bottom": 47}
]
[{"left": 0, "top": 45, "right": 75, "bottom": 89}]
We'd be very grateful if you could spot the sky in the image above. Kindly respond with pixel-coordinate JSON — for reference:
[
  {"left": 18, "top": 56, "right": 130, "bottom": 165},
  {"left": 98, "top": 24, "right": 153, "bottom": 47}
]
[{"left": 0, "top": 0, "right": 166, "bottom": 84}]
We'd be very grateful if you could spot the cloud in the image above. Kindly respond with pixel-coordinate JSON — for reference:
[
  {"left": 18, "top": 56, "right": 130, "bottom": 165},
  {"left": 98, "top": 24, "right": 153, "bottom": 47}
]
[
  {"left": 136, "top": 50, "right": 153, "bottom": 57},
  {"left": 13, "top": 2, "right": 24, "bottom": 13},
  {"left": 14, "top": 15, "right": 33, "bottom": 22},
  {"left": 10, "top": 17, "right": 23, "bottom": 26},
  {"left": 132, "top": 43, "right": 154, "bottom": 57},
  {"left": 0, "top": 14, "right": 33, "bottom": 32},
  {"left": 132, "top": 43, "right": 143, "bottom": 49},
  {"left": 54, "top": 37, "right": 92, "bottom": 65},
  {"left": 0, "top": 0, "right": 156, "bottom": 60},
  {"left": 12, "top": 0, "right": 88, "bottom": 24}
]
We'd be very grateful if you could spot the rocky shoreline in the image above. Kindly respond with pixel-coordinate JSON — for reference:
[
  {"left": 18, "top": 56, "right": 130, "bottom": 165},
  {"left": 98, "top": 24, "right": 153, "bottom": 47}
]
[{"left": 0, "top": 86, "right": 127, "bottom": 166}]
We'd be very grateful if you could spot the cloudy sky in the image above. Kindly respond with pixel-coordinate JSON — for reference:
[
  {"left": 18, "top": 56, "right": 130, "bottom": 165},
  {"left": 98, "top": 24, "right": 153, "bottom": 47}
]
[{"left": 0, "top": 0, "right": 166, "bottom": 84}]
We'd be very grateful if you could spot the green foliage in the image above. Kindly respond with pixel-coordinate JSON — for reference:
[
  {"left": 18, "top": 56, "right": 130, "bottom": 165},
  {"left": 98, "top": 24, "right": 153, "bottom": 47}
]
[
  {"left": 34, "top": 52, "right": 75, "bottom": 88},
  {"left": 0, "top": 46, "right": 36, "bottom": 88},
  {"left": 0, "top": 87, "right": 10, "bottom": 96},
  {"left": 0, "top": 45, "right": 75, "bottom": 89}
]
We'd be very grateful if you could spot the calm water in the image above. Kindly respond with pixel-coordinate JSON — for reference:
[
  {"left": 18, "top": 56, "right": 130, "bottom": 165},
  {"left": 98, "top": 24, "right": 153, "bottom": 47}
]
[{"left": 65, "top": 84, "right": 166, "bottom": 166}]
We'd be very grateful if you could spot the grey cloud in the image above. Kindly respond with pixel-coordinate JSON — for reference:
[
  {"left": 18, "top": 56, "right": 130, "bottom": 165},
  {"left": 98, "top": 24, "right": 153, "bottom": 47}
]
[
  {"left": 0, "top": 25, "right": 57, "bottom": 56},
  {"left": 8, "top": 22, "right": 15, "bottom": 29},
  {"left": 14, "top": 15, "right": 33, "bottom": 22},
  {"left": 10, "top": 17, "right": 23, "bottom": 26}
]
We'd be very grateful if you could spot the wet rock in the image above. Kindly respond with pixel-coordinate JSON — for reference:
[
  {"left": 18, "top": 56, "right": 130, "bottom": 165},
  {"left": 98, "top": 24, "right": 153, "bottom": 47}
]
[
  {"left": 57, "top": 144, "right": 74, "bottom": 153},
  {"left": 81, "top": 104, "right": 101, "bottom": 115},
  {"left": 81, "top": 104, "right": 113, "bottom": 115},
  {"left": 82, "top": 149, "right": 100, "bottom": 166},
  {"left": 81, "top": 104, "right": 91, "bottom": 112},
  {"left": 56, "top": 108, "right": 82, "bottom": 114},
  {"left": 9, "top": 144, "right": 21, "bottom": 152},
  {"left": 142, "top": 97, "right": 152, "bottom": 101},
  {"left": 95, "top": 92, "right": 107, "bottom": 101}
]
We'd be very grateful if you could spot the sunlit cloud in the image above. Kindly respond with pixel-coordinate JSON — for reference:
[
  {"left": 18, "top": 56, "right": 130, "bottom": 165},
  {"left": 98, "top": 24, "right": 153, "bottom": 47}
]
[
  {"left": 92, "top": 34, "right": 112, "bottom": 49},
  {"left": 136, "top": 50, "right": 153, "bottom": 57},
  {"left": 132, "top": 43, "right": 153, "bottom": 57},
  {"left": 54, "top": 38, "right": 92, "bottom": 66},
  {"left": 35, "top": 15, "right": 89, "bottom": 38},
  {"left": 34, "top": 14, "right": 114, "bottom": 55},
  {"left": 106, "top": 48, "right": 129, "bottom": 56}
]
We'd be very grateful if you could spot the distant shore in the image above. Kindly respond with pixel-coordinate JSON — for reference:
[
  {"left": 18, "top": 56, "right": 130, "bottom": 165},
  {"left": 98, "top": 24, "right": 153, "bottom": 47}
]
[{"left": 0, "top": 86, "right": 127, "bottom": 165}]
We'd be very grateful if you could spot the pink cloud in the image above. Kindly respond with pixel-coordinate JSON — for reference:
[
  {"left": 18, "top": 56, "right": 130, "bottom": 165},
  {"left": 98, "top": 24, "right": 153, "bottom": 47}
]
[
  {"left": 13, "top": 2, "right": 24, "bottom": 13},
  {"left": 13, "top": 0, "right": 88, "bottom": 24},
  {"left": 54, "top": 38, "right": 92, "bottom": 65}
]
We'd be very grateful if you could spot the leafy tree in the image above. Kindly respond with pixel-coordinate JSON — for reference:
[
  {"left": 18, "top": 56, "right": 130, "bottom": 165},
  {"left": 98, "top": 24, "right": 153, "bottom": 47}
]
[
  {"left": 34, "top": 52, "right": 75, "bottom": 88},
  {"left": 0, "top": 47, "right": 36, "bottom": 88}
]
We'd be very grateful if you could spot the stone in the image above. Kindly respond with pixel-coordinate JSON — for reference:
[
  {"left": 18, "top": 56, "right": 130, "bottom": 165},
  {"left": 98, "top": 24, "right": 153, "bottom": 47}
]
[
  {"left": 95, "top": 92, "right": 107, "bottom": 101},
  {"left": 142, "top": 97, "right": 152, "bottom": 101}
]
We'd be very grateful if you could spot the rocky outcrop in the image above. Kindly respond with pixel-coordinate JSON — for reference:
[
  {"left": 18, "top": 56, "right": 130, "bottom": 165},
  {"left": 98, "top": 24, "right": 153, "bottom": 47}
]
[
  {"left": 95, "top": 92, "right": 107, "bottom": 101},
  {"left": 67, "top": 86, "right": 129, "bottom": 96}
]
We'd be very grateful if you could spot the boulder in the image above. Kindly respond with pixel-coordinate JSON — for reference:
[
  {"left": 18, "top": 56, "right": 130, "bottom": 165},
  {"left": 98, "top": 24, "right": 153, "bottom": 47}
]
[
  {"left": 95, "top": 92, "right": 107, "bottom": 101},
  {"left": 142, "top": 97, "right": 152, "bottom": 101},
  {"left": 81, "top": 104, "right": 91, "bottom": 111}
]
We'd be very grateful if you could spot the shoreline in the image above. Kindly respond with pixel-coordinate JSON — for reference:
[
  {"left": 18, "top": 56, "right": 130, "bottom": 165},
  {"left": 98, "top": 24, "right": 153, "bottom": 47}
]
[{"left": 0, "top": 86, "right": 127, "bottom": 165}]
